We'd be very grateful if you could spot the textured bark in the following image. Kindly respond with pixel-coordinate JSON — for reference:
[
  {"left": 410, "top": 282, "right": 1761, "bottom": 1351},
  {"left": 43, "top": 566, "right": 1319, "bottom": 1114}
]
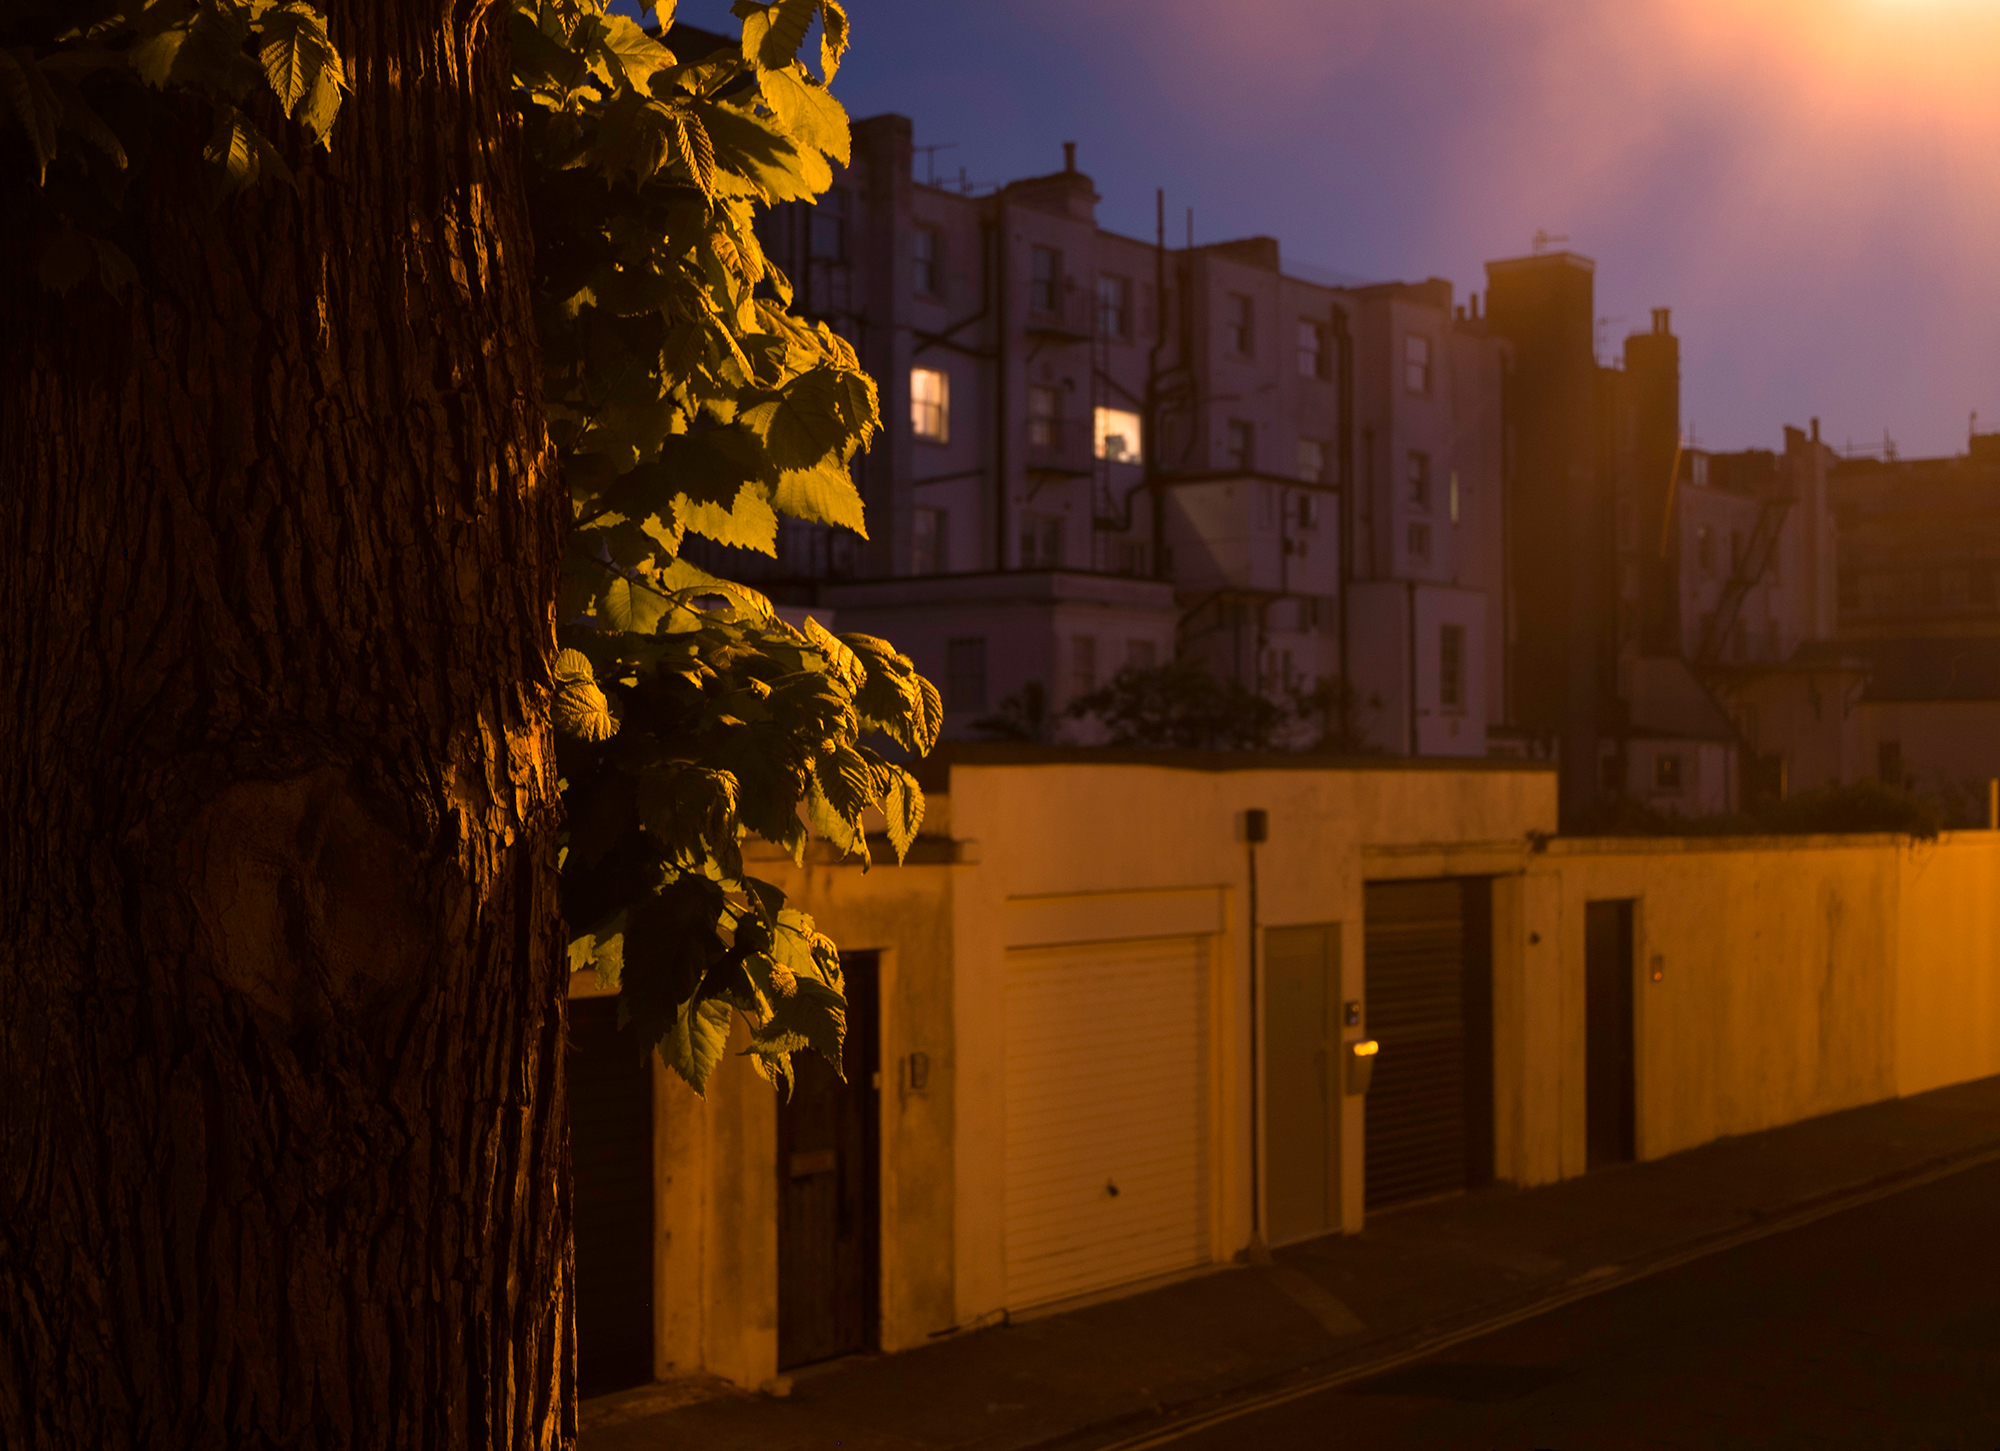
[{"left": 0, "top": 4, "right": 574, "bottom": 1446}]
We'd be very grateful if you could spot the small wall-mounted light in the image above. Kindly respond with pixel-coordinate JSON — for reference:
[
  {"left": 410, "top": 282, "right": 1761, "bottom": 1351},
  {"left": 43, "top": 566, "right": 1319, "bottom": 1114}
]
[
  {"left": 1344, "top": 1000, "right": 1362, "bottom": 1028},
  {"left": 907, "top": 1051, "right": 931, "bottom": 1092},
  {"left": 1346, "top": 1038, "right": 1379, "bottom": 1096},
  {"left": 1650, "top": 953, "right": 1665, "bottom": 983}
]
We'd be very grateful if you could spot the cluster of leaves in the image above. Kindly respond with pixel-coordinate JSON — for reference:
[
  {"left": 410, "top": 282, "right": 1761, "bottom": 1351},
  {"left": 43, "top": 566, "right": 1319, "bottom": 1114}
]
[
  {"left": 1571, "top": 778, "right": 1943, "bottom": 841},
  {"left": 0, "top": 0, "right": 346, "bottom": 290},
  {"left": 514, "top": 0, "right": 940, "bottom": 1095},
  {"left": 977, "top": 663, "right": 1386, "bottom": 754},
  {"left": 4, "top": 0, "right": 940, "bottom": 1096}
]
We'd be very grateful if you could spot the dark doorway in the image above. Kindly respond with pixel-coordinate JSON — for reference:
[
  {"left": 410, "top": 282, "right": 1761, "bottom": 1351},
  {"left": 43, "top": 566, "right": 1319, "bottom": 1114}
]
[
  {"left": 778, "top": 950, "right": 881, "bottom": 1370},
  {"left": 568, "top": 995, "right": 655, "bottom": 1400},
  {"left": 1363, "top": 878, "right": 1495, "bottom": 1211},
  {"left": 1585, "top": 900, "right": 1637, "bottom": 1167}
]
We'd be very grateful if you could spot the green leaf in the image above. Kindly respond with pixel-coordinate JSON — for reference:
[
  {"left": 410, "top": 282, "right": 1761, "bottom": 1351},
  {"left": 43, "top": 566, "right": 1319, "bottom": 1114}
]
[
  {"left": 674, "top": 481, "right": 779, "bottom": 555},
  {"left": 203, "top": 104, "right": 294, "bottom": 194},
  {"left": 738, "top": 364, "right": 877, "bottom": 473},
  {"left": 661, "top": 996, "right": 734, "bottom": 1092},
  {"left": 595, "top": 13, "right": 675, "bottom": 88},
  {"left": 757, "top": 62, "right": 848, "bottom": 166},
  {"left": 128, "top": 27, "right": 188, "bottom": 88},
  {"left": 802, "top": 615, "right": 864, "bottom": 695},
  {"left": 0, "top": 48, "right": 62, "bottom": 184},
  {"left": 770, "top": 973, "right": 845, "bottom": 1078},
  {"left": 554, "top": 672, "right": 618, "bottom": 740},
  {"left": 736, "top": 0, "right": 817, "bottom": 72},
  {"left": 771, "top": 457, "right": 866, "bottom": 535},
  {"left": 600, "top": 574, "right": 671, "bottom": 634},
  {"left": 883, "top": 765, "right": 924, "bottom": 864},
  {"left": 818, "top": 0, "right": 849, "bottom": 82}
]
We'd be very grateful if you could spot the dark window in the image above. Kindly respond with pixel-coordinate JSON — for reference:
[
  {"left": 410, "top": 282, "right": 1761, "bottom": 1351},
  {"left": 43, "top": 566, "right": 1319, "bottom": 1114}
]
[
  {"left": 946, "top": 637, "right": 987, "bottom": 712},
  {"left": 1404, "top": 334, "right": 1432, "bottom": 393},
  {"left": 1070, "top": 635, "right": 1097, "bottom": 699},
  {"left": 1439, "top": 623, "right": 1464, "bottom": 711},
  {"left": 1020, "top": 513, "right": 1063, "bottom": 568},
  {"left": 810, "top": 188, "right": 849, "bottom": 262},
  {"left": 1225, "top": 419, "right": 1254, "bottom": 471},
  {"left": 912, "top": 507, "right": 946, "bottom": 573},
  {"left": 1227, "top": 293, "right": 1254, "bottom": 356},
  {"left": 1878, "top": 739, "right": 1903, "bottom": 787},
  {"left": 1030, "top": 246, "right": 1062, "bottom": 314},
  {"left": 1408, "top": 450, "right": 1432, "bottom": 509},
  {"left": 1654, "top": 753, "right": 1682, "bottom": 792},
  {"left": 913, "top": 227, "right": 941, "bottom": 296},
  {"left": 1096, "top": 274, "right": 1130, "bottom": 338},
  {"left": 1027, "top": 385, "right": 1059, "bottom": 447},
  {"left": 1408, "top": 521, "right": 1432, "bottom": 562},
  {"left": 1297, "top": 320, "right": 1326, "bottom": 378}
]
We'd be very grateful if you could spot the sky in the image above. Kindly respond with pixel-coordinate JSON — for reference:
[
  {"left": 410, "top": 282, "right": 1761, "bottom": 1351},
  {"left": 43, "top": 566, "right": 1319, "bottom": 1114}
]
[{"left": 671, "top": 0, "right": 2000, "bottom": 461}]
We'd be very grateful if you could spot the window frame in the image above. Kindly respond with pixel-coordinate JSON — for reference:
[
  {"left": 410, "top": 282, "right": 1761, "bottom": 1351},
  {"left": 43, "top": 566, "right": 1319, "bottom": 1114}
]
[
  {"left": 1096, "top": 274, "right": 1131, "bottom": 339},
  {"left": 1224, "top": 419, "right": 1255, "bottom": 472},
  {"left": 1297, "top": 319, "right": 1327, "bottom": 379},
  {"left": 1439, "top": 622, "right": 1465, "bottom": 713},
  {"left": 1029, "top": 245, "right": 1063, "bottom": 316},
  {"left": 912, "top": 225, "right": 942, "bottom": 297},
  {"left": 1226, "top": 293, "right": 1255, "bottom": 358},
  {"left": 1403, "top": 333, "right": 1432, "bottom": 394},
  {"left": 910, "top": 365, "right": 950, "bottom": 443}
]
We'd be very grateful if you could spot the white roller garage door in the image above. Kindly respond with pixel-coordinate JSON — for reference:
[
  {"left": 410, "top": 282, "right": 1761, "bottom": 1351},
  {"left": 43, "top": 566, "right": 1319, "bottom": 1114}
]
[{"left": 1003, "top": 935, "right": 1212, "bottom": 1310}]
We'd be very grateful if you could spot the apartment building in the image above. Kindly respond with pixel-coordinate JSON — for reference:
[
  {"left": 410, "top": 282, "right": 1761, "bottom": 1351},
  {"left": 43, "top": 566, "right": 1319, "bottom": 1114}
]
[{"left": 735, "top": 119, "right": 1512, "bottom": 757}]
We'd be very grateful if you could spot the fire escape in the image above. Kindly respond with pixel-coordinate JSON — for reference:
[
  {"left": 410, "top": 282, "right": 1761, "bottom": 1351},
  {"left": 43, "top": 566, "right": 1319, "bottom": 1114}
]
[{"left": 1694, "top": 472, "right": 1794, "bottom": 668}]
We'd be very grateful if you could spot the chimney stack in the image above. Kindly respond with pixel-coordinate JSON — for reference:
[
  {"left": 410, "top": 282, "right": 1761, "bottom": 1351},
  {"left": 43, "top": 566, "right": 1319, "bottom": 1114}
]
[
  {"left": 1652, "top": 307, "right": 1671, "bottom": 336},
  {"left": 1063, "top": 141, "right": 1076, "bottom": 173}
]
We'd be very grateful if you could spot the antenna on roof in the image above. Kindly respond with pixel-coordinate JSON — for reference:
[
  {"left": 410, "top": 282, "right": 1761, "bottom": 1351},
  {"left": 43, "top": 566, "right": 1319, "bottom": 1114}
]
[
  {"left": 1531, "top": 228, "right": 1570, "bottom": 255},
  {"left": 912, "top": 142, "right": 958, "bottom": 187}
]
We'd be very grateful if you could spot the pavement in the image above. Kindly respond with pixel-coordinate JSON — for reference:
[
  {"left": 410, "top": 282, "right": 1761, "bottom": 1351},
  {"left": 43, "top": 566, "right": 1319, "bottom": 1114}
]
[{"left": 579, "top": 1073, "right": 2000, "bottom": 1451}]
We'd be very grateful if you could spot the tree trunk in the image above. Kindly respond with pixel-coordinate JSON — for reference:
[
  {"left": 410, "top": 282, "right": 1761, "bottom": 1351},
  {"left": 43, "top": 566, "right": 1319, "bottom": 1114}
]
[{"left": 0, "top": 4, "right": 574, "bottom": 1445}]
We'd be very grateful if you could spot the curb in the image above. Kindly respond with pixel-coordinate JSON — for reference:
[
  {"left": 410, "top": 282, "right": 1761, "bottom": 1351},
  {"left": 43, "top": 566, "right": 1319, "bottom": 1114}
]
[{"left": 1032, "top": 1135, "right": 2000, "bottom": 1451}]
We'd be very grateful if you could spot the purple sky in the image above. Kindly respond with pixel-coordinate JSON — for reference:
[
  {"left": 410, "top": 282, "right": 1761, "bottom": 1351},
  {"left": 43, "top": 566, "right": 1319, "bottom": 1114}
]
[{"left": 672, "top": 0, "right": 2000, "bottom": 460}]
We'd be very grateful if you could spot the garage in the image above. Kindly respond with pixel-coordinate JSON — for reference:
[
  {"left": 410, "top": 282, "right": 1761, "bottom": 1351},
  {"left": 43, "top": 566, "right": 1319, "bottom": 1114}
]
[
  {"left": 1002, "top": 935, "right": 1213, "bottom": 1310},
  {"left": 1361, "top": 877, "right": 1494, "bottom": 1211}
]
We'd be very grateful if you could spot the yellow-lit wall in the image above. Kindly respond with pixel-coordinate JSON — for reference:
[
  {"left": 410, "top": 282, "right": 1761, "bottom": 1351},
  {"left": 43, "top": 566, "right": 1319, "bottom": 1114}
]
[{"left": 1897, "top": 832, "right": 2000, "bottom": 1096}]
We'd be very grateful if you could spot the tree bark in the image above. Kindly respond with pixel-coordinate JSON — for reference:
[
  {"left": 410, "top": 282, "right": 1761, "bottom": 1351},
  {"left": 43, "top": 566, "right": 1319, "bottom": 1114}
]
[{"left": 0, "top": 4, "right": 573, "bottom": 1445}]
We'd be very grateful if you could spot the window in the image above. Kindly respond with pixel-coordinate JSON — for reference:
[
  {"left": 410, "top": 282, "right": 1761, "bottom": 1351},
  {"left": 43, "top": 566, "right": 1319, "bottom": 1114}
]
[
  {"left": 1020, "top": 512, "right": 1063, "bottom": 568},
  {"left": 1096, "top": 274, "right": 1131, "bottom": 338},
  {"left": 913, "top": 507, "right": 947, "bottom": 574},
  {"left": 1696, "top": 524, "right": 1715, "bottom": 575},
  {"left": 1297, "top": 319, "right": 1326, "bottom": 378},
  {"left": 1030, "top": 246, "right": 1062, "bottom": 314},
  {"left": 1404, "top": 334, "right": 1432, "bottom": 393},
  {"left": 1730, "top": 529, "right": 1745, "bottom": 576},
  {"left": 1127, "top": 638, "right": 1158, "bottom": 670},
  {"left": 1449, "top": 470, "right": 1461, "bottom": 524},
  {"left": 1602, "top": 753, "right": 1625, "bottom": 794},
  {"left": 1094, "top": 406, "right": 1142, "bottom": 463},
  {"left": 910, "top": 366, "right": 949, "bottom": 442},
  {"left": 1439, "top": 623, "right": 1465, "bottom": 712},
  {"left": 810, "top": 188, "right": 848, "bottom": 261},
  {"left": 1408, "top": 450, "right": 1432, "bottom": 508},
  {"left": 913, "top": 227, "right": 941, "bottom": 296},
  {"left": 1227, "top": 293, "right": 1254, "bottom": 356},
  {"left": 945, "top": 637, "right": 986, "bottom": 713},
  {"left": 1655, "top": 753, "right": 1683, "bottom": 792},
  {"left": 1408, "top": 521, "right": 1432, "bottom": 561},
  {"left": 1116, "top": 538, "right": 1149, "bottom": 575},
  {"left": 1028, "top": 385, "right": 1059, "bottom": 447},
  {"left": 1070, "top": 635, "right": 1097, "bottom": 700},
  {"left": 1224, "top": 419, "right": 1254, "bottom": 471},
  {"left": 1297, "top": 438, "right": 1327, "bottom": 484},
  {"left": 1295, "top": 493, "right": 1320, "bottom": 530},
  {"left": 1878, "top": 740, "right": 1903, "bottom": 786}
]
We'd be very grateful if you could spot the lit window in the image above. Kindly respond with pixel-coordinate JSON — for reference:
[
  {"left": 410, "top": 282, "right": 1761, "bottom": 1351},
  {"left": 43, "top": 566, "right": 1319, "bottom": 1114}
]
[
  {"left": 1227, "top": 293, "right": 1254, "bottom": 356},
  {"left": 1408, "top": 450, "right": 1432, "bottom": 508},
  {"left": 1297, "top": 319, "right": 1326, "bottom": 378},
  {"left": 1225, "top": 420, "right": 1254, "bottom": 471},
  {"left": 1408, "top": 521, "right": 1431, "bottom": 561},
  {"left": 1030, "top": 246, "right": 1062, "bottom": 314},
  {"left": 1094, "top": 406, "right": 1142, "bottom": 463},
  {"left": 913, "top": 227, "right": 941, "bottom": 296},
  {"left": 810, "top": 188, "right": 848, "bottom": 261},
  {"left": 1404, "top": 334, "right": 1432, "bottom": 393},
  {"left": 913, "top": 507, "right": 947, "bottom": 573},
  {"left": 1297, "top": 438, "right": 1327, "bottom": 484},
  {"left": 946, "top": 637, "right": 986, "bottom": 712},
  {"left": 1096, "top": 275, "right": 1131, "bottom": 338},
  {"left": 911, "top": 367, "right": 949, "bottom": 442},
  {"left": 1440, "top": 624, "right": 1464, "bottom": 711}
]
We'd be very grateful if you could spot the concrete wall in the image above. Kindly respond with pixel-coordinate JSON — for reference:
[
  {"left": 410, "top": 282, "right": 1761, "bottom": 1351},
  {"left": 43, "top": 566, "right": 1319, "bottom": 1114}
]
[{"left": 1897, "top": 832, "right": 2000, "bottom": 1096}]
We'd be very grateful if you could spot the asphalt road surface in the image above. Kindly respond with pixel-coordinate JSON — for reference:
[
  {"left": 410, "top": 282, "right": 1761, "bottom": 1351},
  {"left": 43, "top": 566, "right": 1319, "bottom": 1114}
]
[{"left": 1074, "top": 1157, "right": 2000, "bottom": 1451}]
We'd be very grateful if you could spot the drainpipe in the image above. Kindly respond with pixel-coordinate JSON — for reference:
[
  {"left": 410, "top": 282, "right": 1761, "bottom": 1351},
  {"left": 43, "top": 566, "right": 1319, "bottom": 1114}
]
[
  {"left": 1333, "top": 303, "right": 1355, "bottom": 693},
  {"left": 1407, "top": 580, "right": 1419, "bottom": 757},
  {"left": 1245, "top": 807, "right": 1270, "bottom": 1262},
  {"left": 995, "top": 195, "right": 1010, "bottom": 571}
]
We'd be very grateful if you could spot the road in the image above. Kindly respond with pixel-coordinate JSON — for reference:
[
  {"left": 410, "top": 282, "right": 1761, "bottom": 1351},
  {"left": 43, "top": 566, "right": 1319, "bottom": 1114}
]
[{"left": 1067, "top": 1157, "right": 2000, "bottom": 1450}]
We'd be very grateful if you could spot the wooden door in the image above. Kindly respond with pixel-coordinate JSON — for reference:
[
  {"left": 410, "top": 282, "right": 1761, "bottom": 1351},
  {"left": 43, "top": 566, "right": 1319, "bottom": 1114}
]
[
  {"left": 1264, "top": 924, "right": 1342, "bottom": 1246},
  {"left": 777, "top": 950, "right": 880, "bottom": 1369},
  {"left": 568, "top": 995, "right": 655, "bottom": 1399},
  {"left": 1586, "top": 900, "right": 1637, "bottom": 1167}
]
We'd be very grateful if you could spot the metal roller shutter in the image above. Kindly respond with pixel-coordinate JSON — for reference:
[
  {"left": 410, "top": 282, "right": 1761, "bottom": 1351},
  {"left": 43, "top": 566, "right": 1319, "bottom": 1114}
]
[
  {"left": 1003, "top": 935, "right": 1211, "bottom": 1310},
  {"left": 1363, "top": 879, "right": 1467, "bottom": 1210}
]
